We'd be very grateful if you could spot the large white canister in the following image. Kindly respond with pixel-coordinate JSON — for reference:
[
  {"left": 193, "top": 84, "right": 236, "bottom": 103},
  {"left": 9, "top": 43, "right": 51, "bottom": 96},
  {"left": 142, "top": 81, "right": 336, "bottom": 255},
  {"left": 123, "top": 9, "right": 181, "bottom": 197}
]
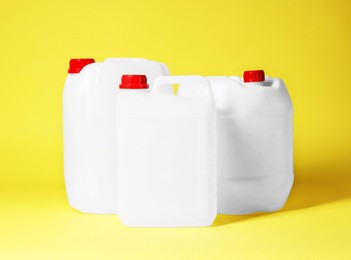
[
  {"left": 63, "top": 58, "right": 170, "bottom": 214},
  {"left": 179, "top": 70, "right": 294, "bottom": 215},
  {"left": 116, "top": 75, "right": 217, "bottom": 227}
]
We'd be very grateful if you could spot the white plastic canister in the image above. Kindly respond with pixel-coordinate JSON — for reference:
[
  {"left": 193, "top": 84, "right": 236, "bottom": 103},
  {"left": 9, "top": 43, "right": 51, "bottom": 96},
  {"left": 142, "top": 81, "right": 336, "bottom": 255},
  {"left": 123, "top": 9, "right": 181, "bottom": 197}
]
[
  {"left": 63, "top": 58, "right": 170, "bottom": 214},
  {"left": 178, "top": 70, "right": 294, "bottom": 214},
  {"left": 116, "top": 75, "right": 217, "bottom": 227}
]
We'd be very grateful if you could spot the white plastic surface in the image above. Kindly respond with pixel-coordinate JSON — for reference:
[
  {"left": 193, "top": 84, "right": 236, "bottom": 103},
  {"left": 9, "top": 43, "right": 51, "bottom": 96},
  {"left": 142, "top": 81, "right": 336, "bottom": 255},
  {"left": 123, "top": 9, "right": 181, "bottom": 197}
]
[
  {"left": 116, "top": 76, "right": 217, "bottom": 227},
  {"left": 63, "top": 58, "right": 170, "bottom": 214},
  {"left": 178, "top": 75, "right": 294, "bottom": 215}
]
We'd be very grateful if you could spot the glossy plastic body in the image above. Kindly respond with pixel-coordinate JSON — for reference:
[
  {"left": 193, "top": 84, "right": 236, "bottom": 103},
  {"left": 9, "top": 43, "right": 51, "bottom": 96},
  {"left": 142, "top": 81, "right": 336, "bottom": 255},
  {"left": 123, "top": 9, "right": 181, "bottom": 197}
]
[
  {"left": 116, "top": 76, "right": 217, "bottom": 227},
  {"left": 63, "top": 58, "right": 170, "bottom": 214},
  {"left": 179, "top": 76, "right": 294, "bottom": 215}
]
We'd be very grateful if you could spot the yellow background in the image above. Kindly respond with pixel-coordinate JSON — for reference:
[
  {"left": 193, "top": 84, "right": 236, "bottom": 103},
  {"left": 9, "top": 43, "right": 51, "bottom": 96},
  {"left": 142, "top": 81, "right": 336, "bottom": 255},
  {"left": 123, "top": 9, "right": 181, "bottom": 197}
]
[{"left": 1, "top": 0, "right": 350, "bottom": 259}]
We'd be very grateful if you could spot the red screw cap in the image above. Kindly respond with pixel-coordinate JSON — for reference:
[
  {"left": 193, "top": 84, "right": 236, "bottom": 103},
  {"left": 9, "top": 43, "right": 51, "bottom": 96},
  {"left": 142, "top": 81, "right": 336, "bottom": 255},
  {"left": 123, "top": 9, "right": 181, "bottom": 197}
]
[
  {"left": 120, "top": 75, "right": 149, "bottom": 89},
  {"left": 243, "top": 70, "right": 265, "bottom": 83},
  {"left": 68, "top": 59, "right": 95, "bottom": 74}
]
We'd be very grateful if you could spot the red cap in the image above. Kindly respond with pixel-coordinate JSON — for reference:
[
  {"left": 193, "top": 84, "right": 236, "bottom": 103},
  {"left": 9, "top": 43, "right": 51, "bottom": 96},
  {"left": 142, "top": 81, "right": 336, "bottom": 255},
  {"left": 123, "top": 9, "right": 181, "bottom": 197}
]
[
  {"left": 68, "top": 59, "right": 95, "bottom": 74},
  {"left": 243, "top": 70, "right": 265, "bottom": 83},
  {"left": 119, "top": 75, "right": 149, "bottom": 89}
]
